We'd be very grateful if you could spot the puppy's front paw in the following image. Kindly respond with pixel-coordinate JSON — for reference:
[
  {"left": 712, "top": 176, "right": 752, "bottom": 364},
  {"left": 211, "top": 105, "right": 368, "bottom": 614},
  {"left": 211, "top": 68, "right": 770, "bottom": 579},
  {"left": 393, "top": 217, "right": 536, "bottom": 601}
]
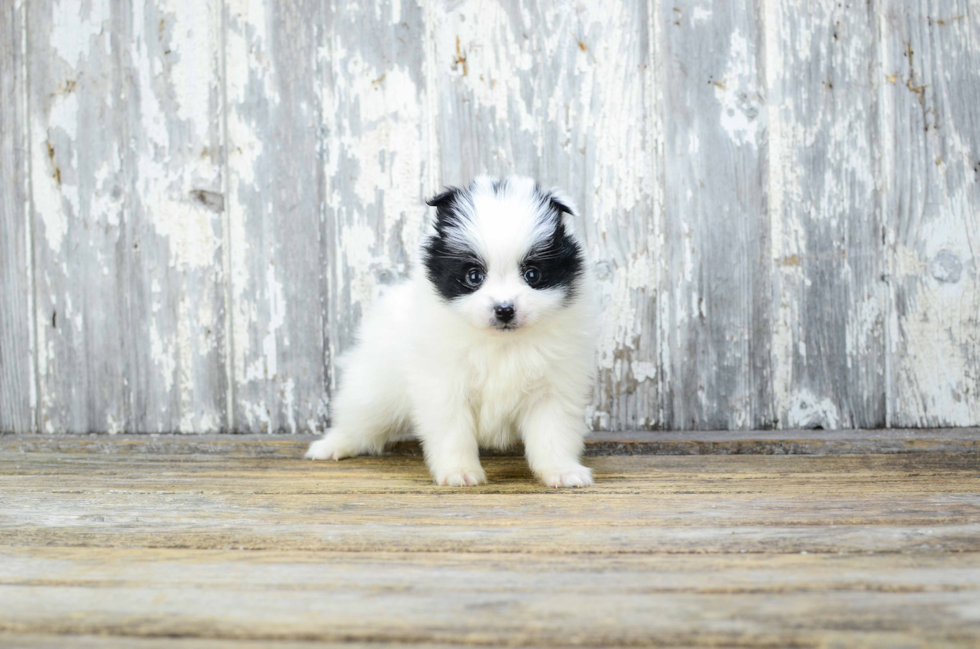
[
  {"left": 538, "top": 464, "right": 593, "bottom": 488},
  {"left": 304, "top": 434, "right": 359, "bottom": 461},
  {"left": 433, "top": 466, "right": 487, "bottom": 487}
]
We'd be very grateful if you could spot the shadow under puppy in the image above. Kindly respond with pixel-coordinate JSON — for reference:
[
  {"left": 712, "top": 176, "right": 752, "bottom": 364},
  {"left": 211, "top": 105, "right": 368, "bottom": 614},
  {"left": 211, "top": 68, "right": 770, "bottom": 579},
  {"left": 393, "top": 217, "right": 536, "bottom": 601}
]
[{"left": 306, "top": 176, "right": 596, "bottom": 487}]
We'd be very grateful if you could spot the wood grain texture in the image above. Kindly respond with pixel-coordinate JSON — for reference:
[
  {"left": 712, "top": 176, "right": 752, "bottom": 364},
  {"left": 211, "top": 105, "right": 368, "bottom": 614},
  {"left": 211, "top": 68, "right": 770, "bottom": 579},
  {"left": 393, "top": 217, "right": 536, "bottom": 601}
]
[
  {"left": 225, "top": 0, "right": 328, "bottom": 433},
  {"left": 0, "top": 637, "right": 415, "bottom": 649},
  {"left": 28, "top": 0, "right": 129, "bottom": 433},
  {"left": 321, "top": 0, "right": 433, "bottom": 381},
  {"left": 124, "top": 0, "right": 229, "bottom": 434},
  {"left": 4, "top": 2, "right": 980, "bottom": 432},
  {"left": 0, "top": 439, "right": 979, "bottom": 646},
  {"left": 0, "top": 0, "right": 33, "bottom": 433},
  {"left": 880, "top": 0, "right": 980, "bottom": 427},
  {"left": 660, "top": 3, "right": 773, "bottom": 430},
  {"left": 766, "top": 0, "right": 887, "bottom": 428},
  {"left": 2, "top": 548, "right": 979, "bottom": 646},
  {"left": 27, "top": 0, "right": 227, "bottom": 433}
]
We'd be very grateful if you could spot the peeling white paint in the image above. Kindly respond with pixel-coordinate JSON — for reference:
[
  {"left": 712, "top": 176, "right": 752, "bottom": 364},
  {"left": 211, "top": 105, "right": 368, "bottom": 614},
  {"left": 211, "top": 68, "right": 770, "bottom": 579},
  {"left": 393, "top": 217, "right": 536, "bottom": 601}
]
[
  {"left": 50, "top": 0, "right": 109, "bottom": 67},
  {"left": 177, "top": 295, "right": 196, "bottom": 432},
  {"left": 140, "top": 173, "right": 222, "bottom": 270},
  {"left": 226, "top": 0, "right": 279, "bottom": 105},
  {"left": 226, "top": 0, "right": 270, "bottom": 413},
  {"left": 766, "top": 0, "right": 797, "bottom": 429},
  {"left": 227, "top": 120, "right": 255, "bottom": 389},
  {"left": 765, "top": 0, "right": 891, "bottom": 429},
  {"left": 691, "top": 6, "right": 712, "bottom": 25},
  {"left": 241, "top": 400, "right": 272, "bottom": 432},
  {"left": 341, "top": 222, "right": 388, "bottom": 310},
  {"left": 715, "top": 30, "right": 762, "bottom": 148},
  {"left": 594, "top": 246, "right": 656, "bottom": 372},
  {"left": 786, "top": 389, "right": 840, "bottom": 429},
  {"left": 439, "top": 1, "right": 537, "bottom": 138},
  {"left": 31, "top": 120, "right": 68, "bottom": 253},
  {"left": 105, "top": 412, "right": 122, "bottom": 435},
  {"left": 89, "top": 159, "right": 122, "bottom": 228},
  {"left": 333, "top": 58, "right": 425, "bottom": 258},
  {"left": 19, "top": 0, "right": 38, "bottom": 431},
  {"left": 262, "top": 262, "right": 285, "bottom": 381},
  {"left": 579, "top": 2, "right": 648, "bottom": 229},
  {"left": 159, "top": 0, "right": 214, "bottom": 142},
  {"left": 150, "top": 320, "right": 177, "bottom": 395},
  {"left": 281, "top": 377, "right": 297, "bottom": 434},
  {"left": 198, "top": 410, "right": 221, "bottom": 433},
  {"left": 631, "top": 361, "right": 657, "bottom": 383}
]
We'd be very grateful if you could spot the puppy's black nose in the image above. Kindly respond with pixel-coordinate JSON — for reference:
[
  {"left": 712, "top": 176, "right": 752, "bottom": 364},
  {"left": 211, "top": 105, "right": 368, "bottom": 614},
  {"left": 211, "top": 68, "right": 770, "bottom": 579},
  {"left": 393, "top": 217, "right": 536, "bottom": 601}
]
[{"left": 494, "top": 304, "right": 515, "bottom": 323}]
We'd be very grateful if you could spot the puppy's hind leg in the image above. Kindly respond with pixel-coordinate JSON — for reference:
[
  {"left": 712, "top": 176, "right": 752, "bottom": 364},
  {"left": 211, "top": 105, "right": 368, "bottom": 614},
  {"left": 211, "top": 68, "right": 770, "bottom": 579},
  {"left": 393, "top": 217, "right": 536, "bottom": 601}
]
[{"left": 305, "top": 353, "right": 409, "bottom": 461}]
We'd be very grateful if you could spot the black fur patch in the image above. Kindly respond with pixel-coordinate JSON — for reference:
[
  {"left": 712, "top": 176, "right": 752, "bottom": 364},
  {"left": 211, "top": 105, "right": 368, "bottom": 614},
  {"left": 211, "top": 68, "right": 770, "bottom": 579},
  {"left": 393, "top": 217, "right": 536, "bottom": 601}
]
[
  {"left": 423, "top": 187, "right": 484, "bottom": 301},
  {"left": 522, "top": 198, "right": 584, "bottom": 300}
]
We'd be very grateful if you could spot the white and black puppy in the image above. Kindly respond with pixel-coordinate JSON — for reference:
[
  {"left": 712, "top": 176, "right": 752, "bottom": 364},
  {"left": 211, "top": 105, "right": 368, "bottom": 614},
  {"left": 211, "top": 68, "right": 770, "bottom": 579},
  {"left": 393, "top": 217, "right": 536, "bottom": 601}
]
[{"left": 305, "top": 176, "right": 596, "bottom": 487}]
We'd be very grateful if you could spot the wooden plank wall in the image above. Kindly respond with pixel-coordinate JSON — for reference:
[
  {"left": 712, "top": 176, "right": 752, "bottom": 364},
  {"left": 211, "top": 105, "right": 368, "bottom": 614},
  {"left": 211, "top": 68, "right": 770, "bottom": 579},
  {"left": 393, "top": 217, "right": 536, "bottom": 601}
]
[
  {"left": 0, "top": 1, "right": 34, "bottom": 434},
  {"left": 0, "top": 0, "right": 977, "bottom": 433},
  {"left": 766, "top": 0, "right": 886, "bottom": 429}
]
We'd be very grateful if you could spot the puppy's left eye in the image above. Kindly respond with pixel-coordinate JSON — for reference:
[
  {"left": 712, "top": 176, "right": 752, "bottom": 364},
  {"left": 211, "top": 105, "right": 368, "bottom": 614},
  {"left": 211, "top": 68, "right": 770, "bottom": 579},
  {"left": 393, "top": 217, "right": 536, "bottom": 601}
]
[
  {"left": 523, "top": 267, "right": 541, "bottom": 286},
  {"left": 465, "top": 268, "right": 485, "bottom": 287}
]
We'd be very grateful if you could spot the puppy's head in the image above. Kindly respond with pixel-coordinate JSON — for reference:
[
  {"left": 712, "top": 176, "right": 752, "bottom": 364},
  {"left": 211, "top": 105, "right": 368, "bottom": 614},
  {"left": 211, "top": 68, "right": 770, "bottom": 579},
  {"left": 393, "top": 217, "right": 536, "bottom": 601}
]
[{"left": 422, "top": 176, "right": 585, "bottom": 333}]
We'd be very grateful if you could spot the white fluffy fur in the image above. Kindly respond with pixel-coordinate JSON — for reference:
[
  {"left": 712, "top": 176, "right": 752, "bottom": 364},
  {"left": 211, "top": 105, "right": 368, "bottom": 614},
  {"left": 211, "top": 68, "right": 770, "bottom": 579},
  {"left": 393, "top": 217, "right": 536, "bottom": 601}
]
[{"left": 305, "top": 176, "right": 597, "bottom": 487}]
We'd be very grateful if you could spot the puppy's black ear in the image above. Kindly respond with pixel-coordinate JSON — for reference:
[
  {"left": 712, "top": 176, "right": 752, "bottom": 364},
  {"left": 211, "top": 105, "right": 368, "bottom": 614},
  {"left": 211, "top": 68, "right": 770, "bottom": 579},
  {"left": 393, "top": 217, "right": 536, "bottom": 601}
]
[
  {"left": 426, "top": 187, "right": 460, "bottom": 208},
  {"left": 548, "top": 190, "right": 577, "bottom": 218}
]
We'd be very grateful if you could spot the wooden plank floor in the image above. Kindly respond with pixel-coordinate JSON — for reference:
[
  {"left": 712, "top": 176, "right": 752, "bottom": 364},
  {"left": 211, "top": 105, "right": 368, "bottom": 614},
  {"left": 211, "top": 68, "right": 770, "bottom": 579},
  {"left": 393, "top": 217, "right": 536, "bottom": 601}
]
[{"left": 1, "top": 435, "right": 979, "bottom": 647}]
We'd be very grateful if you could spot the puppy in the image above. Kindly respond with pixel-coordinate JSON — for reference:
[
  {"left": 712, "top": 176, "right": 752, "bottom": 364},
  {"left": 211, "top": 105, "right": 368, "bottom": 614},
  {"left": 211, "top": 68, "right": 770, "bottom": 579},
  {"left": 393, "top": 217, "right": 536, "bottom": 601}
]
[{"left": 305, "top": 176, "right": 596, "bottom": 487}]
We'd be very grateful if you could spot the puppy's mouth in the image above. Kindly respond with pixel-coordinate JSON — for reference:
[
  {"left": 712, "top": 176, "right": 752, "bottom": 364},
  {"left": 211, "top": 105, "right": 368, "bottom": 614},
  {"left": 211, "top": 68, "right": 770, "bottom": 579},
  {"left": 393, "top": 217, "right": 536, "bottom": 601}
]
[{"left": 492, "top": 322, "right": 519, "bottom": 332}]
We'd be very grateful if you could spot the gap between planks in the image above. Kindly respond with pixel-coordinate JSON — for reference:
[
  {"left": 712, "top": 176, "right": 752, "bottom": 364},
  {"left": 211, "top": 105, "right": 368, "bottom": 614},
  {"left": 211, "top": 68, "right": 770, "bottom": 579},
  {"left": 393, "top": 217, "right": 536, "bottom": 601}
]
[{"left": 0, "top": 429, "right": 978, "bottom": 458}]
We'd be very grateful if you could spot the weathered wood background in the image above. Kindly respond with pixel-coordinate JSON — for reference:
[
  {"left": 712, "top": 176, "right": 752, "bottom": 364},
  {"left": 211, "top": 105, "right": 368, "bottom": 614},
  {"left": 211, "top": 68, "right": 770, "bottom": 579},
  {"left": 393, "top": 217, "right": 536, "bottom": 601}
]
[{"left": 0, "top": 0, "right": 977, "bottom": 434}]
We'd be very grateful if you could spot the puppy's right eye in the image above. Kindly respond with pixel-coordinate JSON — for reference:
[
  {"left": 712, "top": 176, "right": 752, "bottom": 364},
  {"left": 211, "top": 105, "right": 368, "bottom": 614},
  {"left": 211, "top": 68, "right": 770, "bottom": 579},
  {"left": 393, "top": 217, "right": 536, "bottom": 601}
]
[{"left": 465, "top": 268, "right": 485, "bottom": 287}]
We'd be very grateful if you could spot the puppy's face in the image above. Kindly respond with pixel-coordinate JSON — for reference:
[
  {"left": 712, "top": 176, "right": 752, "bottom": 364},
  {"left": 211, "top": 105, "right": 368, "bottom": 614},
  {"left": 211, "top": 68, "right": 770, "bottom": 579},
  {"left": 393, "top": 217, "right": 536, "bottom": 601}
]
[{"left": 422, "top": 176, "right": 585, "bottom": 333}]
